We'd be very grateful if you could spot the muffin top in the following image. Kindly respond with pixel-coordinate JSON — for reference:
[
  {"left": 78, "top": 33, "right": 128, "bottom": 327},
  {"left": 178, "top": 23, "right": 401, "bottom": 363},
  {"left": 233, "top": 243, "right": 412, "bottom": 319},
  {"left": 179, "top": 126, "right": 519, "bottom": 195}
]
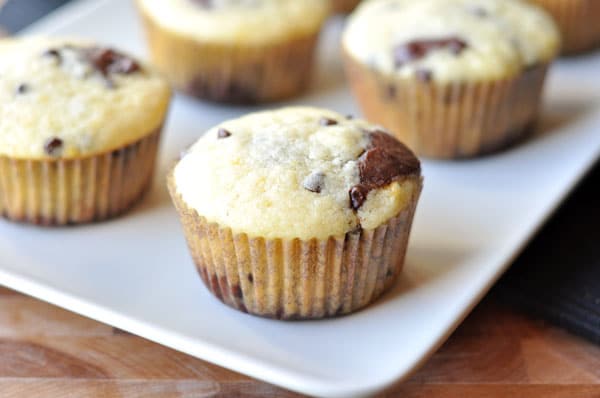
[
  {"left": 136, "top": 0, "right": 329, "bottom": 45},
  {"left": 0, "top": 37, "right": 171, "bottom": 159},
  {"left": 173, "top": 107, "right": 421, "bottom": 240},
  {"left": 343, "top": 0, "right": 560, "bottom": 82}
]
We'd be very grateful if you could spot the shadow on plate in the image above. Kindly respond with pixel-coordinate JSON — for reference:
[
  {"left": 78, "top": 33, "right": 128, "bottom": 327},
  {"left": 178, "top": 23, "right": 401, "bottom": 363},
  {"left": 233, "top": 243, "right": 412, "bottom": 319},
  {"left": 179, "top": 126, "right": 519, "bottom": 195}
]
[
  {"left": 368, "top": 244, "right": 471, "bottom": 311},
  {"left": 532, "top": 94, "right": 598, "bottom": 138}
]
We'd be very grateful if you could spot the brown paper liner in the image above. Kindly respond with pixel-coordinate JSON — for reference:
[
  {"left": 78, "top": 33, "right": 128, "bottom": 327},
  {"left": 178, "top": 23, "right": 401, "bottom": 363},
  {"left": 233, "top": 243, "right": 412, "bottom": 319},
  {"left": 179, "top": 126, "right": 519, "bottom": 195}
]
[
  {"left": 331, "top": 0, "right": 361, "bottom": 14},
  {"left": 0, "top": 128, "right": 161, "bottom": 226},
  {"left": 343, "top": 51, "right": 549, "bottom": 159},
  {"left": 168, "top": 172, "right": 422, "bottom": 320},
  {"left": 137, "top": 5, "right": 322, "bottom": 103},
  {"left": 529, "top": 0, "right": 600, "bottom": 54}
]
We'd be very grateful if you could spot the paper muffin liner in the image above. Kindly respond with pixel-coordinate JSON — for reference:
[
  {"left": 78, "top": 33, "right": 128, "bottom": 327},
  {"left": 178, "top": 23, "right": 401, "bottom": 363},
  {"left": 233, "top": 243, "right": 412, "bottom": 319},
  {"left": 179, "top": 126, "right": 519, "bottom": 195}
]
[
  {"left": 0, "top": 128, "right": 161, "bottom": 226},
  {"left": 331, "top": 0, "right": 361, "bottom": 14},
  {"left": 137, "top": 5, "right": 321, "bottom": 103},
  {"left": 344, "top": 52, "right": 549, "bottom": 159},
  {"left": 168, "top": 173, "right": 422, "bottom": 320},
  {"left": 529, "top": 0, "right": 600, "bottom": 54}
]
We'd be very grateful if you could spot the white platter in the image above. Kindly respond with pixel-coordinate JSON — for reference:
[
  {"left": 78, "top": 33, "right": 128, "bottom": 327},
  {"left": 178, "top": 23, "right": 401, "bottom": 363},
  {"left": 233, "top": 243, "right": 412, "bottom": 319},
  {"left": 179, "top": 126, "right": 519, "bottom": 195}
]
[{"left": 2, "top": 0, "right": 600, "bottom": 396}]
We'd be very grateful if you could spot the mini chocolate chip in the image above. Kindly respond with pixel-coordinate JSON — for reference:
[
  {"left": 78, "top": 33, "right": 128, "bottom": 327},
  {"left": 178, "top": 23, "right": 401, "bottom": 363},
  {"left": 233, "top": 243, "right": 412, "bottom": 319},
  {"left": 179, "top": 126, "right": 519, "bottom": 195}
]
[
  {"left": 42, "top": 48, "right": 61, "bottom": 63},
  {"left": 470, "top": 6, "right": 488, "bottom": 17},
  {"left": 349, "top": 185, "right": 369, "bottom": 210},
  {"left": 394, "top": 37, "right": 468, "bottom": 68},
  {"left": 386, "top": 84, "right": 397, "bottom": 99},
  {"left": 192, "top": 0, "right": 213, "bottom": 8},
  {"left": 303, "top": 172, "right": 325, "bottom": 194},
  {"left": 319, "top": 117, "right": 338, "bottom": 126},
  {"left": 217, "top": 128, "right": 232, "bottom": 139},
  {"left": 103, "top": 78, "right": 116, "bottom": 89},
  {"left": 232, "top": 284, "right": 243, "bottom": 300},
  {"left": 16, "top": 83, "right": 29, "bottom": 94},
  {"left": 43, "top": 49, "right": 60, "bottom": 57},
  {"left": 349, "top": 224, "right": 363, "bottom": 235},
  {"left": 44, "top": 137, "right": 63, "bottom": 156},
  {"left": 525, "top": 62, "right": 540, "bottom": 72},
  {"left": 276, "top": 308, "right": 284, "bottom": 319},
  {"left": 86, "top": 47, "right": 141, "bottom": 76},
  {"left": 415, "top": 69, "right": 433, "bottom": 83},
  {"left": 247, "top": 273, "right": 254, "bottom": 283}
]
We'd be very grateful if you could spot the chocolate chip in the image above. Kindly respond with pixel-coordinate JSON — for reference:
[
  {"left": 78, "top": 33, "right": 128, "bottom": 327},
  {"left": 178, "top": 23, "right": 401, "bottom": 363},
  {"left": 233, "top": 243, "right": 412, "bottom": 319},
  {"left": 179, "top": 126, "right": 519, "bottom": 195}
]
[
  {"left": 349, "top": 130, "right": 421, "bottom": 211},
  {"left": 303, "top": 172, "right": 325, "bottom": 193},
  {"left": 191, "top": 0, "right": 213, "bottom": 8},
  {"left": 247, "top": 273, "right": 254, "bottom": 283},
  {"left": 103, "top": 78, "right": 116, "bottom": 89},
  {"left": 86, "top": 47, "right": 141, "bottom": 76},
  {"left": 386, "top": 84, "right": 397, "bottom": 99},
  {"left": 232, "top": 284, "right": 243, "bottom": 300},
  {"left": 394, "top": 37, "right": 468, "bottom": 68},
  {"left": 42, "top": 48, "right": 62, "bottom": 65},
  {"left": 349, "top": 185, "right": 369, "bottom": 211},
  {"left": 470, "top": 6, "right": 488, "bottom": 17},
  {"left": 217, "top": 128, "right": 232, "bottom": 139},
  {"left": 16, "top": 83, "right": 29, "bottom": 94},
  {"left": 415, "top": 69, "right": 433, "bottom": 83},
  {"left": 349, "top": 224, "right": 363, "bottom": 235},
  {"left": 44, "top": 137, "right": 64, "bottom": 156},
  {"left": 43, "top": 49, "right": 60, "bottom": 58},
  {"left": 319, "top": 117, "right": 338, "bottom": 126}
]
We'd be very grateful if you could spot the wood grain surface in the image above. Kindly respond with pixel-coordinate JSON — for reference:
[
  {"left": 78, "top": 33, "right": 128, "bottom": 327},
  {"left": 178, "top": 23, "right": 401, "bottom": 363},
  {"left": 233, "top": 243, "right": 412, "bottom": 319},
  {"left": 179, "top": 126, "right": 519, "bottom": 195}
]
[{"left": 0, "top": 286, "right": 598, "bottom": 397}]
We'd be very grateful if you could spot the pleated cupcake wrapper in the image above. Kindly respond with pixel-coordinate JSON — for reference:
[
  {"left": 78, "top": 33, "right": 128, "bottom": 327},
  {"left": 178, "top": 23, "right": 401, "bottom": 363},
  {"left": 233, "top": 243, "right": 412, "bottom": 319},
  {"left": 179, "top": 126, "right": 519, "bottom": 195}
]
[
  {"left": 0, "top": 129, "right": 161, "bottom": 226},
  {"left": 331, "top": 0, "right": 361, "bottom": 14},
  {"left": 344, "top": 52, "right": 549, "bottom": 159},
  {"left": 169, "top": 174, "right": 422, "bottom": 320},
  {"left": 530, "top": 0, "right": 600, "bottom": 54},
  {"left": 137, "top": 4, "right": 321, "bottom": 103}
]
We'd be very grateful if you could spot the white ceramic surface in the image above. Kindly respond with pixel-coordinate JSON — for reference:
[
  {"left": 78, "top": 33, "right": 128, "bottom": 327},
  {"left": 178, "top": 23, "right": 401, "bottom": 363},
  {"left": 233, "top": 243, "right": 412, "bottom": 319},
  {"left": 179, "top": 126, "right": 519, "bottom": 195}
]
[{"left": 2, "top": 0, "right": 600, "bottom": 396}]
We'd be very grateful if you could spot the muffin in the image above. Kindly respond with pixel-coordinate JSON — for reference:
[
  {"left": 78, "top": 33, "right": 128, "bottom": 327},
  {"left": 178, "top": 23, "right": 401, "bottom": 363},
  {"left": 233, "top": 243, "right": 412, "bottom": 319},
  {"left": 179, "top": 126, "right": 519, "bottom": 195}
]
[
  {"left": 332, "top": 0, "right": 362, "bottom": 14},
  {"left": 342, "top": 0, "right": 561, "bottom": 159},
  {"left": 527, "top": 0, "right": 600, "bottom": 54},
  {"left": 135, "top": 0, "right": 329, "bottom": 103},
  {"left": 0, "top": 37, "right": 171, "bottom": 225},
  {"left": 169, "top": 107, "right": 422, "bottom": 320}
]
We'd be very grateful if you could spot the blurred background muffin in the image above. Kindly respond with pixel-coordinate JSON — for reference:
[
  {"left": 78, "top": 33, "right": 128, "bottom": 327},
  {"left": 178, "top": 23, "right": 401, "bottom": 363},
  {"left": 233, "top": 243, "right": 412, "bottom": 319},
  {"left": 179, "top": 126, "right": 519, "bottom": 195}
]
[
  {"left": 169, "top": 107, "right": 422, "bottom": 319},
  {"left": 527, "top": 0, "right": 600, "bottom": 54},
  {"left": 342, "top": 0, "right": 560, "bottom": 159},
  {"left": 136, "top": 0, "right": 329, "bottom": 103},
  {"left": 0, "top": 36, "right": 171, "bottom": 225}
]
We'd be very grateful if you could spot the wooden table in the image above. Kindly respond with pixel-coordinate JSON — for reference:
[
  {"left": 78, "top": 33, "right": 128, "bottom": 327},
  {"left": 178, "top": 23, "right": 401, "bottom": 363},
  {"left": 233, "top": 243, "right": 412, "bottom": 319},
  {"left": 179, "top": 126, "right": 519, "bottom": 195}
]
[{"left": 0, "top": 286, "right": 599, "bottom": 397}]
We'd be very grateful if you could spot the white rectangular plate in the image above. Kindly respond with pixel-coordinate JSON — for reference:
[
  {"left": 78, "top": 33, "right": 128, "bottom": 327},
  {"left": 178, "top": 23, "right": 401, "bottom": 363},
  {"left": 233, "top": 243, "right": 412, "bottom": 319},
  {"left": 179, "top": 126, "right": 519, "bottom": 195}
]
[{"left": 2, "top": 0, "right": 600, "bottom": 396}]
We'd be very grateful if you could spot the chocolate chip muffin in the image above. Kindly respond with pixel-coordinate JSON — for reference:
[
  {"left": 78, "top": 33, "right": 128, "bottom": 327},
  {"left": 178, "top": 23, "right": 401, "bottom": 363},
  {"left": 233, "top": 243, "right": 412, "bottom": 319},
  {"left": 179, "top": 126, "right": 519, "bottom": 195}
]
[
  {"left": 527, "top": 0, "right": 600, "bottom": 54},
  {"left": 168, "top": 107, "right": 422, "bottom": 319},
  {"left": 342, "top": 0, "right": 560, "bottom": 159},
  {"left": 0, "top": 37, "right": 171, "bottom": 225},
  {"left": 136, "top": 0, "right": 329, "bottom": 103},
  {"left": 332, "top": 0, "right": 362, "bottom": 14}
]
